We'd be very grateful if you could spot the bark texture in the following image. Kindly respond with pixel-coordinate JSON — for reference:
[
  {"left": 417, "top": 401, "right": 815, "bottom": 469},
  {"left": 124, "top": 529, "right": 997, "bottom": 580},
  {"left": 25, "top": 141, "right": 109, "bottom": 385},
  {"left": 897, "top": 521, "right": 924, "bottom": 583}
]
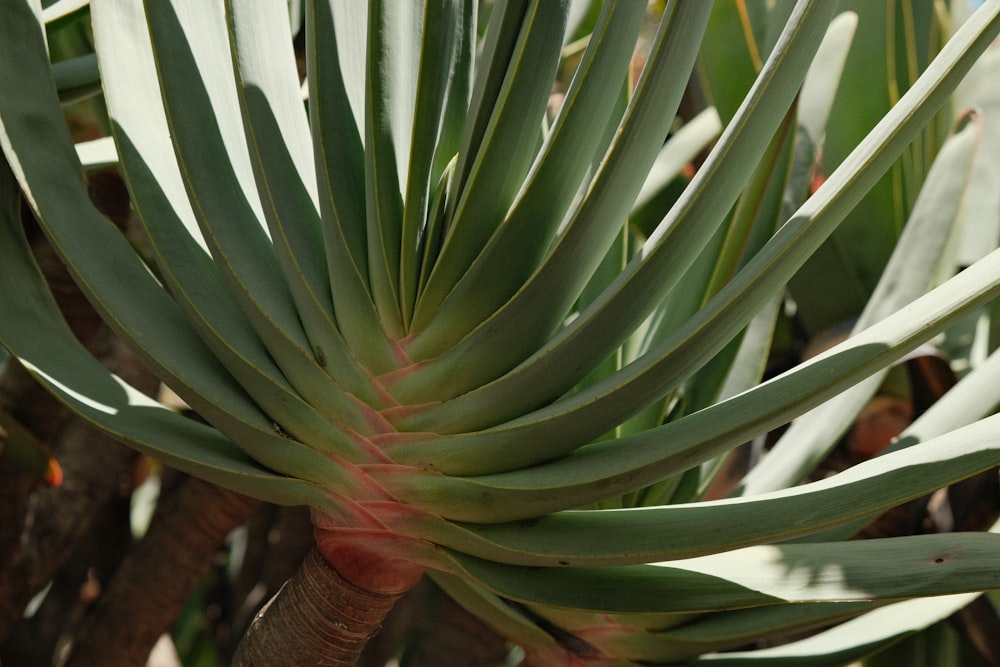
[
  {"left": 63, "top": 476, "right": 257, "bottom": 667},
  {"left": 232, "top": 548, "right": 408, "bottom": 666}
]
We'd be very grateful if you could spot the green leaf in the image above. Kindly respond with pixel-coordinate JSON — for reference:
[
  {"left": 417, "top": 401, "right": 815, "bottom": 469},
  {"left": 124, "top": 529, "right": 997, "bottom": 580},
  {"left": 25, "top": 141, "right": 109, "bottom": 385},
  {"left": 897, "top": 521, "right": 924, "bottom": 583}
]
[
  {"left": 739, "top": 108, "right": 983, "bottom": 495},
  {"left": 954, "top": 37, "right": 1000, "bottom": 266},
  {"left": 386, "top": 2, "right": 1000, "bottom": 474},
  {"left": 0, "top": 1, "right": 355, "bottom": 477},
  {"left": 788, "top": 1, "right": 950, "bottom": 336},
  {"left": 406, "top": 0, "right": 647, "bottom": 353},
  {"left": 690, "top": 594, "right": 982, "bottom": 666},
  {"left": 399, "top": 0, "right": 474, "bottom": 323},
  {"left": 641, "top": 601, "right": 877, "bottom": 662},
  {"left": 631, "top": 107, "right": 723, "bottom": 216},
  {"left": 429, "top": 572, "right": 564, "bottom": 656},
  {"left": 307, "top": 0, "right": 400, "bottom": 372},
  {"left": 444, "top": 532, "right": 1000, "bottom": 614},
  {"left": 796, "top": 337, "right": 1000, "bottom": 543},
  {"left": 226, "top": 0, "right": 383, "bottom": 407},
  {"left": 389, "top": 0, "right": 838, "bottom": 433},
  {"left": 142, "top": 0, "right": 360, "bottom": 428},
  {"left": 91, "top": 0, "right": 376, "bottom": 453},
  {"left": 381, "top": 243, "right": 1000, "bottom": 513},
  {"left": 51, "top": 53, "right": 100, "bottom": 102},
  {"left": 363, "top": 0, "right": 420, "bottom": 336},
  {"left": 386, "top": 0, "right": 714, "bottom": 407},
  {"left": 698, "top": 0, "right": 764, "bottom": 124},
  {"left": 381, "top": 412, "right": 1000, "bottom": 560},
  {"left": 0, "top": 153, "right": 346, "bottom": 498},
  {"left": 410, "top": 0, "right": 570, "bottom": 327}
]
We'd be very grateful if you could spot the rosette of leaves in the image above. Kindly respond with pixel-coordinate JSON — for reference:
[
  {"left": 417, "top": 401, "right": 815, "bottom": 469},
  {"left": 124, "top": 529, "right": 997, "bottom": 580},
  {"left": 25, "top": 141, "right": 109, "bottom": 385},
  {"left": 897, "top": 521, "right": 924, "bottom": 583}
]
[{"left": 2, "top": 0, "right": 1000, "bottom": 665}]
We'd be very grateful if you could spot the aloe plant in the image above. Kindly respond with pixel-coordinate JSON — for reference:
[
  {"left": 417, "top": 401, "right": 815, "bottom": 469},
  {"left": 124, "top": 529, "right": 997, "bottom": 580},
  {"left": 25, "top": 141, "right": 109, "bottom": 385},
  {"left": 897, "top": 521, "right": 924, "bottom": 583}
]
[{"left": 2, "top": 0, "right": 1000, "bottom": 665}]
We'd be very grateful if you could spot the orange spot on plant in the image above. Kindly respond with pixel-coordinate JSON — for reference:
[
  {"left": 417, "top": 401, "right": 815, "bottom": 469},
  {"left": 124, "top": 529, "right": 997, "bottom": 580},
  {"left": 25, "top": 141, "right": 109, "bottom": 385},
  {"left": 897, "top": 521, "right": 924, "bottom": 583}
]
[
  {"left": 810, "top": 166, "right": 827, "bottom": 193},
  {"left": 44, "top": 457, "right": 63, "bottom": 486}
]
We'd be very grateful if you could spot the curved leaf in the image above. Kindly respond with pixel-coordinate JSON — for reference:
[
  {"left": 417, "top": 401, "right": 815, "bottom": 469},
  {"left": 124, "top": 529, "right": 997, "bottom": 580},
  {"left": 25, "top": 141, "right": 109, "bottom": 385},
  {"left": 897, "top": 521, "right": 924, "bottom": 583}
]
[
  {"left": 690, "top": 594, "right": 981, "bottom": 666},
  {"left": 444, "top": 532, "right": 1000, "bottom": 614},
  {"left": 92, "top": 0, "right": 376, "bottom": 455},
  {"left": 406, "top": 0, "right": 647, "bottom": 351},
  {"left": 0, "top": 2, "right": 339, "bottom": 479},
  {"left": 410, "top": 0, "right": 570, "bottom": 329},
  {"left": 739, "top": 108, "right": 983, "bottom": 495},
  {"left": 389, "top": 0, "right": 840, "bottom": 431},
  {"left": 226, "top": 0, "right": 382, "bottom": 407},
  {"left": 381, "top": 243, "right": 1000, "bottom": 512},
  {"left": 388, "top": 0, "right": 714, "bottom": 405},
  {"left": 0, "top": 154, "right": 346, "bottom": 496},
  {"left": 307, "top": 0, "right": 399, "bottom": 371},
  {"left": 387, "top": 2, "right": 1000, "bottom": 473},
  {"left": 142, "top": 0, "right": 360, "bottom": 428},
  {"left": 381, "top": 412, "right": 1000, "bottom": 560}
]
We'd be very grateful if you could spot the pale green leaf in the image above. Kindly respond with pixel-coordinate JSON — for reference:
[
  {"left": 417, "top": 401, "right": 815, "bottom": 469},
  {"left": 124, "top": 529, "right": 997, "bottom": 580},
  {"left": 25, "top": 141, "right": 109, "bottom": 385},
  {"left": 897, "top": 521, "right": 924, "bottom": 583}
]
[
  {"left": 386, "top": 2, "right": 1000, "bottom": 474},
  {"left": 226, "top": 0, "right": 384, "bottom": 406},
  {"left": 739, "top": 109, "right": 983, "bottom": 496},
  {"left": 410, "top": 0, "right": 570, "bottom": 327},
  {"left": 443, "top": 532, "right": 1000, "bottom": 614},
  {"left": 92, "top": 0, "right": 376, "bottom": 452}
]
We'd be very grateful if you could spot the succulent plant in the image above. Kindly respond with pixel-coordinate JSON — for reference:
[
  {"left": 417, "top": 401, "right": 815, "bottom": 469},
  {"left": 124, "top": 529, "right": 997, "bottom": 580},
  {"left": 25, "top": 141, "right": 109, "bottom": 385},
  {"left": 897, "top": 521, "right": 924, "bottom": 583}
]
[{"left": 2, "top": 0, "right": 1000, "bottom": 664}]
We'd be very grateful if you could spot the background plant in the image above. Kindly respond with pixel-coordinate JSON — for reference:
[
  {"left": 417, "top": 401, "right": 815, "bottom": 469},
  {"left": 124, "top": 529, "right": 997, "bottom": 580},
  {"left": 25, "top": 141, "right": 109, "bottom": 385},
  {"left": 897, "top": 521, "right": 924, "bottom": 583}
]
[{"left": 1, "top": 1, "right": 1000, "bottom": 666}]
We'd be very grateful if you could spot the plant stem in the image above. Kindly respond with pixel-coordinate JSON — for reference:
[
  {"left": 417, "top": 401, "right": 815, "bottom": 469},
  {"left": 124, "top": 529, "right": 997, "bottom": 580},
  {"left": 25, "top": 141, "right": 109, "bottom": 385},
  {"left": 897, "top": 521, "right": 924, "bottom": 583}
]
[{"left": 232, "top": 548, "right": 408, "bottom": 667}]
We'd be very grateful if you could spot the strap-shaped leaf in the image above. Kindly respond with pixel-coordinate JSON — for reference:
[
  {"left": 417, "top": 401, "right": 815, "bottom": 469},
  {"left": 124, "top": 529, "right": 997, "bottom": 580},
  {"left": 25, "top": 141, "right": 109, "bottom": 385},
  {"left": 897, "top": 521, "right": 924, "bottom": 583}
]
[
  {"left": 399, "top": 0, "right": 474, "bottom": 323},
  {"left": 389, "top": 0, "right": 828, "bottom": 422},
  {"left": 443, "top": 532, "right": 1000, "bottom": 614},
  {"left": 52, "top": 53, "right": 101, "bottom": 103},
  {"left": 643, "top": 15, "right": 856, "bottom": 459},
  {"left": 380, "top": 411, "right": 1000, "bottom": 562},
  {"left": 387, "top": 1, "right": 1000, "bottom": 473},
  {"left": 307, "top": 0, "right": 400, "bottom": 373},
  {"left": 739, "top": 109, "right": 983, "bottom": 495},
  {"left": 635, "top": 103, "right": 796, "bottom": 423},
  {"left": 92, "top": 0, "right": 376, "bottom": 454},
  {"left": 410, "top": 0, "right": 570, "bottom": 326},
  {"left": 429, "top": 572, "right": 565, "bottom": 657},
  {"left": 0, "top": 2, "right": 339, "bottom": 480},
  {"left": 636, "top": 601, "right": 877, "bottom": 662},
  {"left": 379, "top": 243, "right": 1000, "bottom": 515},
  {"left": 143, "top": 0, "right": 366, "bottom": 425},
  {"left": 226, "top": 0, "right": 383, "bottom": 407},
  {"left": 390, "top": 1, "right": 711, "bottom": 405},
  {"left": 631, "top": 107, "right": 723, "bottom": 216},
  {"left": 688, "top": 594, "right": 981, "bottom": 666},
  {"left": 789, "top": 2, "right": 950, "bottom": 338},
  {"left": 0, "top": 155, "right": 345, "bottom": 496},
  {"left": 406, "top": 0, "right": 647, "bottom": 352},
  {"left": 796, "top": 337, "right": 1000, "bottom": 543},
  {"left": 363, "top": 0, "right": 420, "bottom": 336}
]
